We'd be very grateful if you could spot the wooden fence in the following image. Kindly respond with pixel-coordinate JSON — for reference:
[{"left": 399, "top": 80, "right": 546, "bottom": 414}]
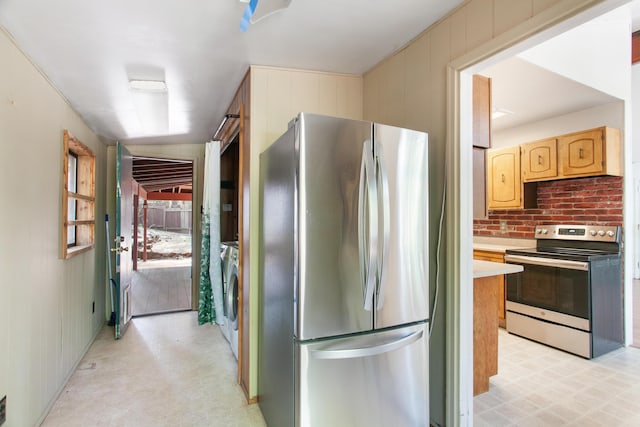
[{"left": 146, "top": 207, "right": 192, "bottom": 232}]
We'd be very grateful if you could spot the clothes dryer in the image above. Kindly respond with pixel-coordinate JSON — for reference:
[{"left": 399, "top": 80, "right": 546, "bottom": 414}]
[
  {"left": 225, "top": 242, "right": 239, "bottom": 360},
  {"left": 219, "top": 243, "right": 231, "bottom": 343}
]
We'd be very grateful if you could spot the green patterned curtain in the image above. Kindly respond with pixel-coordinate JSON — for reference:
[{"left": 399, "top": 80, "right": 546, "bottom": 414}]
[{"left": 199, "top": 141, "right": 223, "bottom": 324}]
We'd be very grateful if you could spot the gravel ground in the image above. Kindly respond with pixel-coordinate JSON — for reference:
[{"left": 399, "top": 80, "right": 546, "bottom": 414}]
[{"left": 138, "top": 227, "right": 192, "bottom": 259}]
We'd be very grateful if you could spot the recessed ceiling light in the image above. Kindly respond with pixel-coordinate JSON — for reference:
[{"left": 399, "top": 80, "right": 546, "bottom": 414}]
[
  {"left": 129, "top": 79, "right": 167, "bottom": 92},
  {"left": 492, "top": 108, "right": 514, "bottom": 120}
]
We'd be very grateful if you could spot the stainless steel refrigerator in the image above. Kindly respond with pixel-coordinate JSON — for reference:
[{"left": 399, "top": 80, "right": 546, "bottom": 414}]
[{"left": 258, "top": 113, "right": 429, "bottom": 427}]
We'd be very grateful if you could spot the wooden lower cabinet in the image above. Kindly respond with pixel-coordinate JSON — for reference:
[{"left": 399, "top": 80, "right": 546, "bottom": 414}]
[
  {"left": 473, "top": 249, "right": 506, "bottom": 328},
  {"left": 473, "top": 275, "right": 499, "bottom": 395}
]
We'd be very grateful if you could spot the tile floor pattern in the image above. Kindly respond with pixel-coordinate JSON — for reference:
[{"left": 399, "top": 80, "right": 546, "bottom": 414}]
[
  {"left": 41, "top": 312, "right": 266, "bottom": 427},
  {"left": 131, "top": 260, "right": 192, "bottom": 316},
  {"left": 41, "top": 309, "right": 640, "bottom": 426},
  {"left": 474, "top": 329, "right": 640, "bottom": 427}
]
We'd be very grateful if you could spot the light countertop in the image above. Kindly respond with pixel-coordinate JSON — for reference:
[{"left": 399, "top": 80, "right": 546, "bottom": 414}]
[
  {"left": 473, "top": 236, "right": 535, "bottom": 253},
  {"left": 473, "top": 260, "right": 523, "bottom": 278}
]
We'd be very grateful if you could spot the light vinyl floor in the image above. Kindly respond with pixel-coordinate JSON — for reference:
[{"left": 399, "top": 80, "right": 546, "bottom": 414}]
[
  {"left": 41, "top": 307, "right": 640, "bottom": 426},
  {"left": 474, "top": 329, "right": 640, "bottom": 426},
  {"left": 41, "top": 312, "right": 266, "bottom": 427}
]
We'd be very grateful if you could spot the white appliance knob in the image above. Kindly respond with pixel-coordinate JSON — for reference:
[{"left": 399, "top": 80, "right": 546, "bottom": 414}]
[
  {"left": 598, "top": 230, "right": 605, "bottom": 236},
  {"left": 542, "top": 229, "right": 548, "bottom": 235},
  {"left": 537, "top": 229, "right": 543, "bottom": 234},
  {"left": 590, "top": 230, "right": 597, "bottom": 236},
  {"left": 607, "top": 230, "right": 615, "bottom": 237}
]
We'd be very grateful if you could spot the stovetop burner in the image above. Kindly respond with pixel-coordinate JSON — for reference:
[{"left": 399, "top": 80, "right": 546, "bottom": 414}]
[
  {"left": 505, "top": 224, "right": 621, "bottom": 261},
  {"left": 536, "top": 247, "right": 613, "bottom": 256}
]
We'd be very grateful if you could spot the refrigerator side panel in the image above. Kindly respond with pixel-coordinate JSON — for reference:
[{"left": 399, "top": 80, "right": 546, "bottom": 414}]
[
  {"left": 296, "top": 322, "right": 429, "bottom": 427},
  {"left": 297, "top": 113, "right": 373, "bottom": 340},
  {"left": 373, "top": 124, "right": 429, "bottom": 329},
  {"left": 258, "top": 128, "right": 296, "bottom": 427}
]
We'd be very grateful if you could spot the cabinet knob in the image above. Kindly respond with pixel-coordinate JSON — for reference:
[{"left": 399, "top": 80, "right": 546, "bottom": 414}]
[
  {"left": 501, "top": 173, "right": 505, "bottom": 183},
  {"left": 538, "top": 155, "right": 543, "bottom": 165}
]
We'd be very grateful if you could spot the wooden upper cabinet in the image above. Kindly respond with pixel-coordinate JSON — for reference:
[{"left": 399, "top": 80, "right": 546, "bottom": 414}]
[
  {"left": 633, "top": 31, "right": 640, "bottom": 64},
  {"left": 473, "top": 147, "right": 487, "bottom": 218},
  {"left": 521, "top": 138, "right": 557, "bottom": 182},
  {"left": 558, "top": 127, "right": 621, "bottom": 178},
  {"left": 487, "top": 146, "right": 521, "bottom": 209},
  {"left": 473, "top": 74, "right": 492, "bottom": 148}
]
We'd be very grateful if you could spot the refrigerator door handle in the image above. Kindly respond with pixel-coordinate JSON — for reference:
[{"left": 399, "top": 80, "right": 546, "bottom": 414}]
[
  {"left": 375, "top": 149, "right": 391, "bottom": 310},
  {"left": 310, "top": 329, "right": 423, "bottom": 360},
  {"left": 358, "top": 139, "right": 378, "bottom": 311}
]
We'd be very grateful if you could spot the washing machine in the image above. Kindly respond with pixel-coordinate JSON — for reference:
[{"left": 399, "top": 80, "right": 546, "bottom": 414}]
[
  {"left": 219, "top": 244, "right": 231, "bottom": 343},
  {"left": 225, "top": 242, "right": 239, "bottom": 360}
]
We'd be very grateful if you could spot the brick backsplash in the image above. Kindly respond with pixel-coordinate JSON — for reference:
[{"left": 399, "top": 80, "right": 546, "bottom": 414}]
[{"left": 474, "top": 176, "right": 623, "bottom": 238}]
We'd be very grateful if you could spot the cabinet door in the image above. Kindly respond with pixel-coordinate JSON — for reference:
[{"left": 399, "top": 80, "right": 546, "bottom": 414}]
[
  {"left": 473, "top": 148, "right": 487, "bottom": 219},
  {"left": 473, "top": 250, "right": 506, "bottom": 328},
  {"left": 487, "top": 146, "right": 521, "bottom": 209},
  {"left": 521, "top": 138, "right": 557, "bottom": 182},
  {"left": 559, "top": 128, "right": 603, "bottom": 177},
  {"left": 473, "top": 74, "right": 491, "bottom": 148}
]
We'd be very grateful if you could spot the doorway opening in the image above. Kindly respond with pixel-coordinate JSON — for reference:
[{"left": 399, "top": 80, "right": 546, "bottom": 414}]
[
  {"left": 130, "top": 156, "right": 194, "bottom": 317},
  {"left": 454, "top": 2, "right": 634, "bottom": 424}
]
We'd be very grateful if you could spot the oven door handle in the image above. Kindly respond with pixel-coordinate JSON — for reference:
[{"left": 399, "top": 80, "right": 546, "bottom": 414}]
[{"left": 504, "top": 255, "right": 589, "bottom": 271}]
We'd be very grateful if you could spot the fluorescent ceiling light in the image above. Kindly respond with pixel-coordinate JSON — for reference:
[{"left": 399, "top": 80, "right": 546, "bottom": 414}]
[
  {"left": 131, "top": 90, "right": 169, "bottom": 135},
  {"left": 129, "top": 79, "right": 167, "bottom": 92},
  {"left": 492, "top": 108, "right": 514, "bottom": 120}
]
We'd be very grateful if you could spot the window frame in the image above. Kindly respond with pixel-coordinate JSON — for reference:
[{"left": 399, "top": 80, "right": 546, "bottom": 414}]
[{"left": 62, "top": 130, "right": 96, "bottom": 259}]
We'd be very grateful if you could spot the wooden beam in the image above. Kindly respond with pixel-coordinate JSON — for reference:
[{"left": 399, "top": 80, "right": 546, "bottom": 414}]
[
  {"left": 147, "top": 192, "right": 192, "bottom": 201},
  {"left": 143, "top": 200, "right": 148, "bottom": 262}
]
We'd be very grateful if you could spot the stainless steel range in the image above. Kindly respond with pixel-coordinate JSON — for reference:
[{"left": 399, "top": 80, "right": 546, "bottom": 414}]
[{"left": 504, "top": 224, "right": 623, "bottom": 359}]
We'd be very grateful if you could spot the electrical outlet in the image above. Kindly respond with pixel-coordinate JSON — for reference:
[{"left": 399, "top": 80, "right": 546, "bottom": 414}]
[
  {"left": 0, "top": 395, "right": 7, "bottom": 425},
  {"left": 500, "top": 221, "right": 507, "bottom": 232}
]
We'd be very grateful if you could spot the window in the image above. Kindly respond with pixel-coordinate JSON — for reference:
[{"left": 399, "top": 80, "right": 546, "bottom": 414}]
[
  {"left": 67, "top": 151, "right": 78, "bottom": 247},
  {"left": 62, "top": 130, "right": 95, "bottom": 259}
]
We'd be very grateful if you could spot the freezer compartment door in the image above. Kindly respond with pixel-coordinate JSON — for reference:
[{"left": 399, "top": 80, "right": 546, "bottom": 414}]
[
  {"left": 296, "top": 322, "right": 429, "bottom": 427},
  {"left": 373, "top": 123, "right": 429, "bottom": 328}
]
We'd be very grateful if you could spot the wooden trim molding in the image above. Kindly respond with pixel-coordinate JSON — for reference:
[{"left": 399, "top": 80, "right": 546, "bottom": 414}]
[
  {"left": 61, "top": 130, "right": 96, "bottom": 259},
  {"left": 633, "top": 31, "right": 640, "bottom": 64}
]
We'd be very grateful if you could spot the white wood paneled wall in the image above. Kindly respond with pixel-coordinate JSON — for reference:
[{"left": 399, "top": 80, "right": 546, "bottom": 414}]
[
  {"left": 248, "top": 65, "right": 363, "bottom": 397},
  {"left": 0, "top": 27, "right": 108, "bottom": 427}
]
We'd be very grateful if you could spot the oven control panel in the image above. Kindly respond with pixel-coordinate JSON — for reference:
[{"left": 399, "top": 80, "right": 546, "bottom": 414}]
[{"left": 535, "top": 224, "right": 619, "bottom": 242}]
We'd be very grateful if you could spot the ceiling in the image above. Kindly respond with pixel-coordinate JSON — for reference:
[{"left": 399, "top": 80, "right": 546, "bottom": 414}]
[
  {"left": 132, "top": 157, "right": 193, "bottom": 194},
  {"left": 481, "top": 56, "right": 619, "bottom": 132},
  {"left": 479, "top": 0, "right": 640, "bottom": 133},
  {"left": 0, "top": 0, "right": 463, "bottom": 145}
]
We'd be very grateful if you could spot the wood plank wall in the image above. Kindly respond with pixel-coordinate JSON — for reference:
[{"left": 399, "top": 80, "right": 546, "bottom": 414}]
[{"left": 218, "top": 69, "right": 252, "bottom": 400}]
